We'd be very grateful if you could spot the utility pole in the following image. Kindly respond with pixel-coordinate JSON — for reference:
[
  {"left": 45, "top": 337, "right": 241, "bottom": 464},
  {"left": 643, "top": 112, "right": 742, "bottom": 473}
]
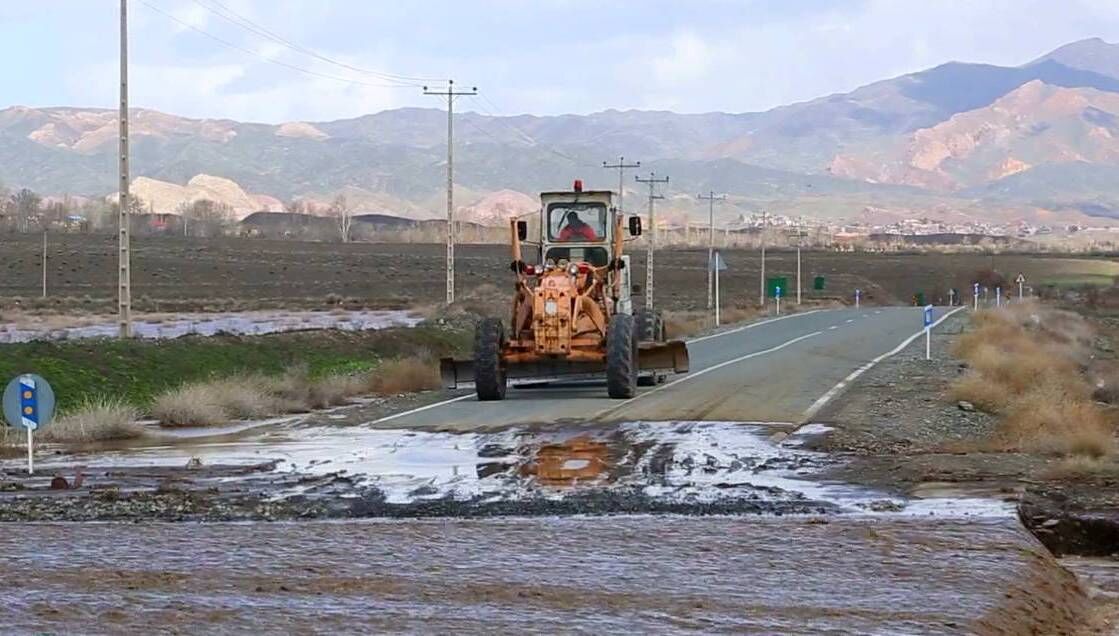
[
  {"left": 603, "top": 157, "right": 640, "bottom": 216},
  {"left": 697, "top": 191, "right": 726, "bottom": 310},
  {"left": 118, "top": 0, "right": 132, "bottom": 338},
  {"left": 424, "top": 80, "right": 477, "bottom": 304},
  {"left": 635, "top": 173, "right": 668, "bottom": 310},
  {"left": 41, "top": 229, "right": 47, "bottom": 298},
  {"left": 758, "top": 210, "right": 769, "bottom": 306}
]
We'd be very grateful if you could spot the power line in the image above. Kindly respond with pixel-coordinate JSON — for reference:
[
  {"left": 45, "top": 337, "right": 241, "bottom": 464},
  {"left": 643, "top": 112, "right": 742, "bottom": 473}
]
[
  {"left": 138, "top": 0, "right": 416, "bottom": 90},
  {"left": 697, "top": 191, "right": 726, "bottom": 311},
  {"left": 191, "top": 0, "right": 442, "bottom": 86},
  {"left": 424, "top": 80, "right": 478, "bottom": 305},
  {"left": 603, "top": 157, "right": 640, "bottom": 216},
  {"left": 635, "top": 172, "right": 669, "bottom": 310},
  {"left": 466, "top": 95, "right": 598, "bottom": 169}
]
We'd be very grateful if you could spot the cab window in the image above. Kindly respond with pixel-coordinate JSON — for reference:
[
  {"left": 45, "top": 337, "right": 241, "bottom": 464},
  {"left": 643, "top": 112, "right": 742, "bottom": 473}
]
[{"left": 548, "top": 203, "right": 607, "bottom": 242}]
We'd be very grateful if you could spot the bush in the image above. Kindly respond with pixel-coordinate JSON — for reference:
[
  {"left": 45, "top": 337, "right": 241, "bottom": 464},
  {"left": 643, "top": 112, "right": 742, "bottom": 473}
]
[
  {"left": 39, "top": 398, "right": 142, "bottom": 443},
  {"left": 369, "top": 356, "right": 440, "bottom": 395}
]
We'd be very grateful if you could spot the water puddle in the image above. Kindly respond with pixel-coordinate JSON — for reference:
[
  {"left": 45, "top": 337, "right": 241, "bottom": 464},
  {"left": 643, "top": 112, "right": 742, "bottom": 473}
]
[
  {"left": 36, "top": 420, "right": 1016, "bottom": 517},
  {"left": 0, "top": 309, "right": 421, "bottom": 343}
]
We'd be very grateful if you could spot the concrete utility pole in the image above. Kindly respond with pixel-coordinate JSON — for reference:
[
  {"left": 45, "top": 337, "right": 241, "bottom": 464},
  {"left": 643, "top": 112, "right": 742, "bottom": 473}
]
[
  {"left": 603, "top": 157, "right": 640, "bottom": 216},
  {"left": 41, "top": 229, "right": 47, "bottom": 298},
  {"left": 635, "top": 173, "right": 668, "bottom": 310},
  {"left": 790, "top": 227, "right": 807, "bottom": 305},
  {"left": 118, "top": 0, "right": 132, "bottom": 338},
  {"left": 697, "top": 191, "right": 725, "bottom": 310},
  {"left": 757, "top": 210, "right": 769, "bottom": 306},
  {"left": 424, "top": 80, "right": 477, "bottom": 304}
]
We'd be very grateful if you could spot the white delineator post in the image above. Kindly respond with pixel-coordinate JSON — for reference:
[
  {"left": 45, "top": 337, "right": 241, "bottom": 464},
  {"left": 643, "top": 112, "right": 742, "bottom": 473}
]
[
  {"left": 775, "top": 286, "right": 782, "bottom": 316},
  {"left": 996, "top": 287, "right": 1002, "bottom": 308},
  {"left": 973, "top": 283, "right": 979, "bottom": 311},
  {"left": 27, "top": 428, "right": 33, "bottom": 475},
  {"left": 924, "top": 305, "right": 934, "bottom": 361},
  {"left": 855, "top": 288, "right": 861, "bottom": 309}
]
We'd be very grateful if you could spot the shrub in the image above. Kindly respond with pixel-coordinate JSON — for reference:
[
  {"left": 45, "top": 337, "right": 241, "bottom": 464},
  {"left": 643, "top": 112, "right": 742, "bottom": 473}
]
[{"left": 39, "top": 398, "right": 142, "bottom": 443}]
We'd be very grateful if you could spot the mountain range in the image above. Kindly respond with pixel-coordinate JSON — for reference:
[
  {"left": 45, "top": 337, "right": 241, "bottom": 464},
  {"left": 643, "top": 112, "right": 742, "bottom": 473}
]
[{"left": 5, "top": 37, "right": 1119, "bottom": 227}]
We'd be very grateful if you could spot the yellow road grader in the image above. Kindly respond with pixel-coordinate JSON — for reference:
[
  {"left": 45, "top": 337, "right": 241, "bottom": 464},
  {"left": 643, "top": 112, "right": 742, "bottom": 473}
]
[{"left": 441, "top": 180, "right": 689, "bottom": 400}]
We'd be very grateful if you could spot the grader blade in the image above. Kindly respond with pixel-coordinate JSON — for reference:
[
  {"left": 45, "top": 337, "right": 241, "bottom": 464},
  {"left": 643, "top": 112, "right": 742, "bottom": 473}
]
[
  {"left": 638, "top": 339, "right": 690, "bottom": 374},
  {"left": 440, "top": 356, "right": 609, "bottom": 390}
]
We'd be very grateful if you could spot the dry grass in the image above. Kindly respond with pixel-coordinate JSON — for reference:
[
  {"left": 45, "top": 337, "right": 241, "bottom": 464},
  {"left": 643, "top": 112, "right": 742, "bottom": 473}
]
[
  {"left": 38, "top": 398, "right": 142, "bottom": 443},
  {"left": 950, "top": 304, "right": 1117, "bottom": 459},
  {"left": 150, "top": 356, "right": 439, "bottom": 426},
  {"left": 1042, "top": 456, "right": 1119, "bottom": 480},
  {"left": 663, "top": 306, "right": 763, "bottom": 339},
  {"left": 369, "top": 356, "right": 440, "bottom": 395}
]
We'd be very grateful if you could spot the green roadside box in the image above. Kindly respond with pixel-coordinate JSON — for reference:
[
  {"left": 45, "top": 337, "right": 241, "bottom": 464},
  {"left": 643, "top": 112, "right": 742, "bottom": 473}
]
[
  {"left": 766, "top": 277, "right": 788, "bottom": 298},
  {"left": 813, "top": 276, "right": 825, "bottom": 290},
  {"left": 913, "top": 292, "right": 925, "bottom": 306}
]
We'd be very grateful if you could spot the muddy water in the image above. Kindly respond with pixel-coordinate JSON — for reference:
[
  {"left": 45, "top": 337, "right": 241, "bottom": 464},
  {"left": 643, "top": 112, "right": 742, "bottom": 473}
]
[
  {"left": 0, "top": 308, "right": 420, "bottom": 343},
  {"left": 0, "top": 516, "right": 1086, "bottom": 634}
]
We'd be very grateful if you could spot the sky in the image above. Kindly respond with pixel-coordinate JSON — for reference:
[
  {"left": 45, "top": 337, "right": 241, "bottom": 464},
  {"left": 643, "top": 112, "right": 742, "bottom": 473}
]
[{"left": 3, "top": 0, "right": 1119, "bottom": 123}]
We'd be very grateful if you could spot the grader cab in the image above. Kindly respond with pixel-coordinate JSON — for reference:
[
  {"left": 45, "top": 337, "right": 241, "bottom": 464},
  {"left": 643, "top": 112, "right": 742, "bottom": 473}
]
[{"left": 441, "top": 180, "right": 689, "bottom": 400}]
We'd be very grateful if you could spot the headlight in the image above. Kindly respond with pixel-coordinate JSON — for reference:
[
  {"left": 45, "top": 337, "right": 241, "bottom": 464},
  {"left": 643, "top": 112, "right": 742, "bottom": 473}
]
[
  {"left": 544, "top": 299, "right": 558, "bottom": 315},
  {"left": 545, "top": 258, "right": 556, "bottom": 270},
  {"left": 567, "top": 263, "right": 579, "bottom": 276}
]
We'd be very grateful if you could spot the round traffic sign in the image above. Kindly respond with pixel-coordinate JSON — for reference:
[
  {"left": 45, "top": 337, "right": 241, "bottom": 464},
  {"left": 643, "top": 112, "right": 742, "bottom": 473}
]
[{"left": 3, "top": 374, "right": 55, "bottom": 431}]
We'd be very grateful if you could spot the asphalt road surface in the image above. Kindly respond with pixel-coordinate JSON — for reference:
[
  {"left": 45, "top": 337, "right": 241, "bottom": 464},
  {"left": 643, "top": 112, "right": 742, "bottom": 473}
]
[{"left": 375, "top": 306, "right": 959, "bottom": 430}]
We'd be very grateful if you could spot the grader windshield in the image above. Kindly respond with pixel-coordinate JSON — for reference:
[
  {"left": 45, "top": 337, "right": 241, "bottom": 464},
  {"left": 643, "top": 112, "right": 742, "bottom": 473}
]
[{"left": 548, "top": 202, "right": 607, "bottom": 242}]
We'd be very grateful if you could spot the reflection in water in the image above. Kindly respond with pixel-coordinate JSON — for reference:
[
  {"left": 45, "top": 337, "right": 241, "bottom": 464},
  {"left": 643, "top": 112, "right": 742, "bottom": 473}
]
[{"left": 520, "top": 436, "right": 612, "bottom": 486}]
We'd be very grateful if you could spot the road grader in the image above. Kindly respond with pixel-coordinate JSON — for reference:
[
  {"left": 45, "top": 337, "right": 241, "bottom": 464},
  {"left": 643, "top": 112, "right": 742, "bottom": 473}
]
[{"left": 441, "top": 180, "right": 689, "bottom": 400}]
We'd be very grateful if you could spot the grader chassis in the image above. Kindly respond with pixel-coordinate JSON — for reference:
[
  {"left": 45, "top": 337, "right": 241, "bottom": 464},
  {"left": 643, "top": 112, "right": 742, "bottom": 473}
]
[{"left": 441, "top": 181, "right": 689, "bottom": 400}]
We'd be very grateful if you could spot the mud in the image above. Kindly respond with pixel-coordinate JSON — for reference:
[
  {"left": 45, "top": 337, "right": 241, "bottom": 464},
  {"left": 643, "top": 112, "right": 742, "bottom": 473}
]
[
  {"left": 0, "top": 420, "right": 1014, "bottom": 522},
  {"left": 0, "top": 516, "right": 1089, "bottom": 634}
]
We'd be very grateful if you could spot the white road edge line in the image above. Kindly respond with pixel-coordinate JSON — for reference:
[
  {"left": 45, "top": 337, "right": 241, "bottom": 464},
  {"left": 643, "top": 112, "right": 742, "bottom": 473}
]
[
  {"left": 595, "top": 330, "right": 824, "bottom": 418},
  {"left": 686, "top": 309, "right": 824, "bottom": 344},
  {"left": 801, "top": 305, "right": 967, "bottom": 423},
  {"left": 828, "top": 325, "right": 839, "bottom": 330},
  {"left": 369, "top": 309, "right": 831, "bottom": 423},
  {"left": 367, "top": 393, "right": 474, "bottom": 425}
]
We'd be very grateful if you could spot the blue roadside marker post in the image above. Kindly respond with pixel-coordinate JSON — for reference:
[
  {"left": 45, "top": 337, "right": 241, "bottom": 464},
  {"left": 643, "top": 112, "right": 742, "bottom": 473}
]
[
  {"left": 775, "top": 285, "right": 782, "bottom": 316},
  {"left": 3, "top": 374, "right": 56, "bottom": 474},
  {"left": 924, "top": 305, "right": 934, "bottom": 361}
]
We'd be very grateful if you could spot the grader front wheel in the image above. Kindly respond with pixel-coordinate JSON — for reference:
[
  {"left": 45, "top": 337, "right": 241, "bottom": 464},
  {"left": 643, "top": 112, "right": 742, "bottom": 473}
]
[
  {"left": 607, "top": 314, "right": 638, "bottom": 399},
  {"left": 474, "top": 317, "right": 508, "bottom": 401}
]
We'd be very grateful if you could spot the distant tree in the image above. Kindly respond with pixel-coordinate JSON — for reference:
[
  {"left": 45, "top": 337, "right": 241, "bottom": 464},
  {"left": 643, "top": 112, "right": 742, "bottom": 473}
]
[
  {"left": 284, "top": 199, "right": 306, "bottom": 215},
  {"left": 179, "top": 199, "right": 232, "bottom": 238},
  {"left": 973, "top": 268, "right": 1006, "bottom": 291},
  {"left": 329, "top": 194, "right": 353, "bottom": 243},
  {"left": 11, "top": 188, "right": 41, "bottom": 233}
]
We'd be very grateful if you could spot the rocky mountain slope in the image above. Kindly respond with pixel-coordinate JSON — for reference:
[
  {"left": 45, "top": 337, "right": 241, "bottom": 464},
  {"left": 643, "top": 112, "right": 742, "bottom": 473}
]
[{"left": 4, "top": 38, "right": 1119, "bottom": 226}]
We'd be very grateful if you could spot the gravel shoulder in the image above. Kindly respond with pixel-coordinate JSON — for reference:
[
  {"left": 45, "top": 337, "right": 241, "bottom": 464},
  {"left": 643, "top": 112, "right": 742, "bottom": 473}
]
[{"left": 814, "top": 311, "right": 1119, "bottom": 559}]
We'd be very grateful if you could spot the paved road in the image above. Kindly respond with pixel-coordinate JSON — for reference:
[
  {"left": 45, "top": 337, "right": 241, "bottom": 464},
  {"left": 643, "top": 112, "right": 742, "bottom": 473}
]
[{"left": 376, "top": 306, "right": 956, "bottom": 430}]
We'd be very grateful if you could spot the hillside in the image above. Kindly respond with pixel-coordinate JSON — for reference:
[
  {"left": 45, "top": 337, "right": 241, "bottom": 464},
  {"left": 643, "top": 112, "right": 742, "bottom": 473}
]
[{"left": 5, "top": 38, "right": 1119, "bottom": 227}]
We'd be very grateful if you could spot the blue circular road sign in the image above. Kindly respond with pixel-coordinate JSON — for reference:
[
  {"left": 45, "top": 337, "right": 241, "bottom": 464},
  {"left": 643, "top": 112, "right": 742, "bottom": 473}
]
[{"left": 3, "top": 374, "right": 56, "bottom": 431}]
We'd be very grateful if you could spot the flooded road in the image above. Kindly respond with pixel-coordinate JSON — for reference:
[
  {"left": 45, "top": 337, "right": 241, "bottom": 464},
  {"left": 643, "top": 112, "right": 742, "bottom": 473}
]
[
  {"left": 0, "top": 516, "right": 1086, "bottom": 634},
  {"left": 0, "top": 420, "right": 1099, "bottom": 633}
]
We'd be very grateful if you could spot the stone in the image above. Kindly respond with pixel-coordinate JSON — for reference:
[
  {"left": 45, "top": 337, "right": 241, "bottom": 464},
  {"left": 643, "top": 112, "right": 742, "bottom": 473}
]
[{"left": 957, "top": 401, "right": 975, "bottom": 412}]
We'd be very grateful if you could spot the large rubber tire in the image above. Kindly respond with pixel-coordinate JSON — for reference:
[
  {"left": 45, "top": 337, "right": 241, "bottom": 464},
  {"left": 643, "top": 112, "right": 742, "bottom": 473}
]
[
  {"left": 607, "top": 314, "right": 638, "bottom": 399},
  {"left": 473, "top": 318, "right": 507, "bottom": 401},
  {"left": 635, "top": 308, "right": 666, "bottom": 343}
]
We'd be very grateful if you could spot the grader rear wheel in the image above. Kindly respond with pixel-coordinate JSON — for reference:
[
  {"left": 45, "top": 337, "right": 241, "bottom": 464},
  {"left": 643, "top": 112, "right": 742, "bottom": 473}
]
[
  {"left": 607, "top": 314, "right": 638, "bottom": 399},
  {"left": 474, "top": 317, "right": 507, "bottom": 401}
]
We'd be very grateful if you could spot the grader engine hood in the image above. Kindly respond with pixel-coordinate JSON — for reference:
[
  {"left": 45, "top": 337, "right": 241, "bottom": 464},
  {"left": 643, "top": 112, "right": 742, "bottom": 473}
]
[{"left": 533, "top": 270, "right": 577, "bottom": 355}]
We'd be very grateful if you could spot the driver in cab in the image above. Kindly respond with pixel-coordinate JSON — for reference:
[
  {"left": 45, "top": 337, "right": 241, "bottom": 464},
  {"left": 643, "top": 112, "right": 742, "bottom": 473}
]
[{"left": 558, "top": 211, "right": 598, "bottom": 241}]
